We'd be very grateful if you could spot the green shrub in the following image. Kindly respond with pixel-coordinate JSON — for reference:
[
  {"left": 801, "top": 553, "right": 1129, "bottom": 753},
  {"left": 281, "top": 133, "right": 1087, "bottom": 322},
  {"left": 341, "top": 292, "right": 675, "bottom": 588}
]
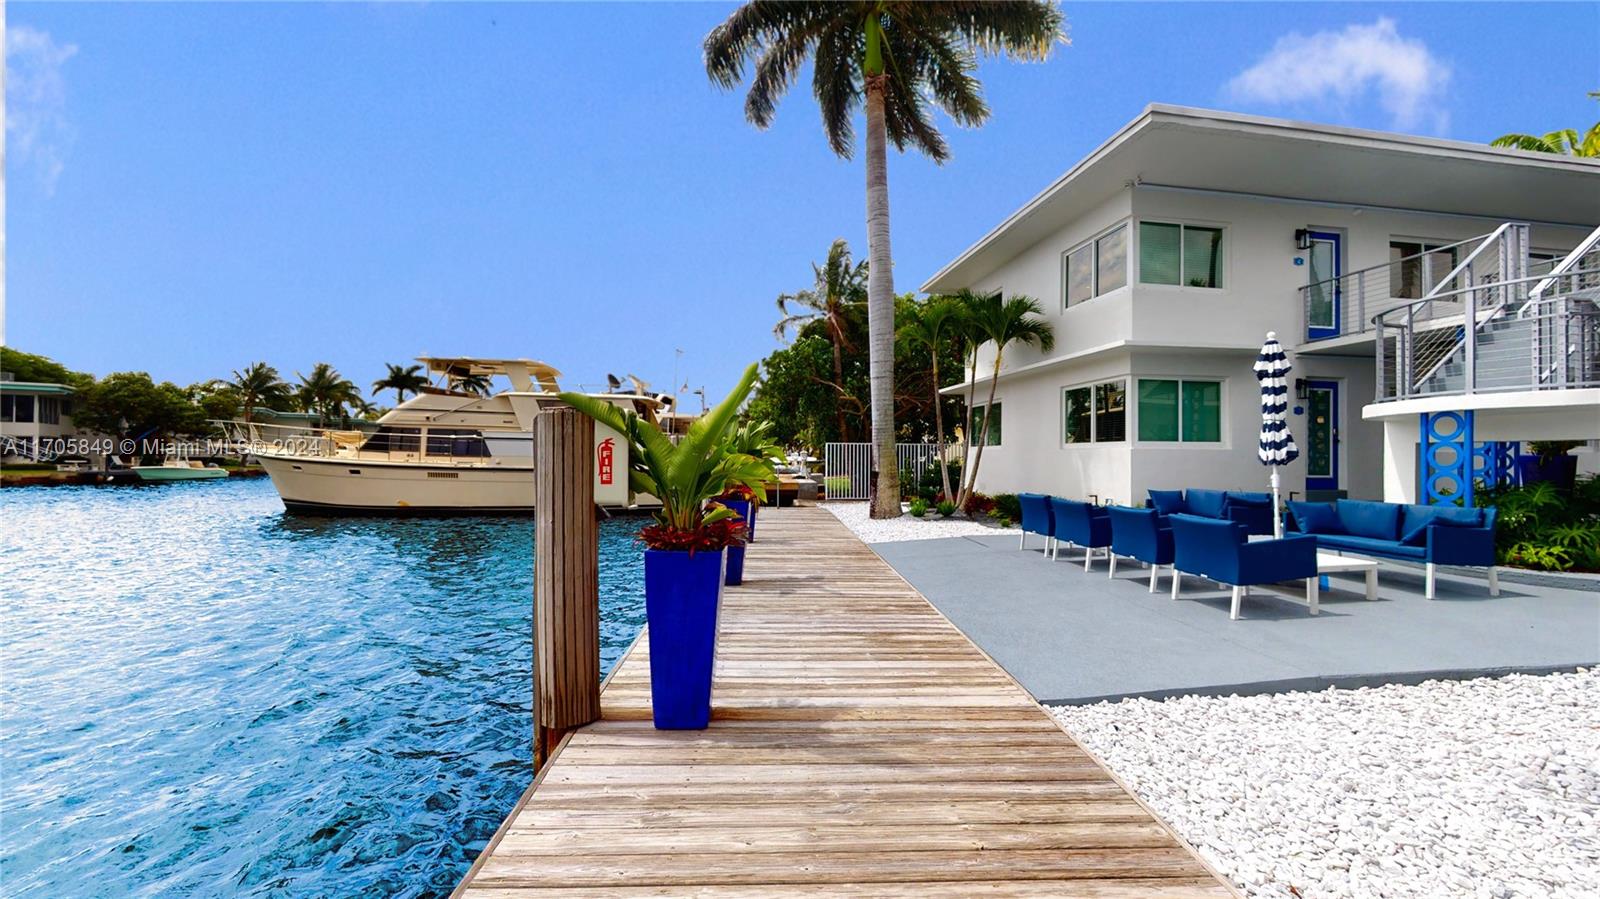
[
  {"left": 1479, "top": 475, "right": 1600, "bottom": 571},
  {"left": 909, "top": 497, "right": 929, "bottom": 518},
  {"left": 936, "top": 500, "right": 957, "bottom": 518},
  {"left": 992, "top": 493, "right": 1021, "bottom": 522},
  {"left": 996, "top": 516, "right": 1014, "bottom": 528},
  {"left": 823, "top": 475, "right": 852, "bottom": 497}
]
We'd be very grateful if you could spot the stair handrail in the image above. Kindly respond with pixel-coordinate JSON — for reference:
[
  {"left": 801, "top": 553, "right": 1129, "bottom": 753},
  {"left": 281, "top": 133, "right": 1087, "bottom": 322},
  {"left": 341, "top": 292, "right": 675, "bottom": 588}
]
[
  {"left": 1525, "top": 223, "right": 1600, "bottom": 311},
  {"left": 1371, "top": 266, "right": 1600, "bottom": 400}
]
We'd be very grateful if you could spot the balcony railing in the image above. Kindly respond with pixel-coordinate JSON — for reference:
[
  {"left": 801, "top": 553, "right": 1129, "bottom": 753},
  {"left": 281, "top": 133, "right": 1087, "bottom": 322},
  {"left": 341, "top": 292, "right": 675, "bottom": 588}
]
[{"left": 1297, "top": 231, "right": 1503, "bottom": 343}]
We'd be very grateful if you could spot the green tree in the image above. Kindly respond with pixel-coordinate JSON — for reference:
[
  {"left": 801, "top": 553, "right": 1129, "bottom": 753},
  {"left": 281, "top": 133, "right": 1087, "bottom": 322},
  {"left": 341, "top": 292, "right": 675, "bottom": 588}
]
[
  {"left": 372, "top": 363, "right": 429, "bottom": 404},
  {"left": 957, "top": 293, "right": 1054, "bottom": 509},
  {"left": 705, "top": 1, "right": 1065, "bottom": 518},
  {"left": 897, "top": 294, "right": 966, "bottom": 500},
  {"left": 450, "top": 372, "right": 494, "bottom": 396},
  {"left": 774, "top": 238, "right": 868, "bottom": 441},
  {"left": 0, "top": 347, "right": 91, "bottom": 388},
  {"left": 188, "top": 380, "right": 241, "bottom": 425},
  {"left": 74, "top": 372, "right": 205, "bottom": 456},
  {"left": 295, "top": 363, "right": 363, "bottom": 425},
  {"left": 229, "top": 362, "right": 291, "bottom": 424}
]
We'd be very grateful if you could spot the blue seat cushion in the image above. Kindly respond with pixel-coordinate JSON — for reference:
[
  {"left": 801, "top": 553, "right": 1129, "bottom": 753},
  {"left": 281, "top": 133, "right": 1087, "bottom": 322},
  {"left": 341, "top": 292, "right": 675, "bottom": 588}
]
[
  {"left": 1228, "top": 491, "right": 1271, "bottom": 507},
  {"left": 1400, "top": 505, "right": 1484, "bottom": 545},
  {"left": 1148, "top": 489, "right": 1186, "bottom": 515},
  {"left": 1314, "top": 533, "right": 1426, "bottom": 560},
  {"left": 1287, "top": 500, "right": 1341, "bottom": 535},
  {"left": 1336, "top": 499, "right": 1402, "bottom": 541},
  {"left": 1186, "top": 489, "right": 1228, "bottom": 519}
]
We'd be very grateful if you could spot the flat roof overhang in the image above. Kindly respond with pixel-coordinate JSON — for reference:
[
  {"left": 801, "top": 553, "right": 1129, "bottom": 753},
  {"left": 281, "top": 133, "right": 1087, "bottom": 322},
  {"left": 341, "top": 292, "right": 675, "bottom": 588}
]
[{"left": 922, "top": 104, "right": 1600, "bottom": 294}]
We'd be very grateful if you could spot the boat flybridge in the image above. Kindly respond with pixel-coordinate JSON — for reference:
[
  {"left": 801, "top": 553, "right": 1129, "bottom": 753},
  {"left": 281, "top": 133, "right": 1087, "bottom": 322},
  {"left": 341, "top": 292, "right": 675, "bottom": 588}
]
[{"left": 242, "top": 357, "right": 668, "bottom": 515}]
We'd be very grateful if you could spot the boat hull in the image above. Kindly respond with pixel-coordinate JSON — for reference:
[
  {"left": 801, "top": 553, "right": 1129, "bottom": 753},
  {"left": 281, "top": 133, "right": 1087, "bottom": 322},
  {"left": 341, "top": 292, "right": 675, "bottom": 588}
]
[{"left": 257, "top": 452, "right": 536, "bottom": 514}]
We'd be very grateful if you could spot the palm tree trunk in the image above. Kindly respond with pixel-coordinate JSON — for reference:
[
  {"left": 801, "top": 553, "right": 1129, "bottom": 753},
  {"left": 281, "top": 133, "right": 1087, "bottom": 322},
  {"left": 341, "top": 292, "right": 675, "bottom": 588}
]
[
  {"left": 830, "top": 339, "right": 850, "bottom": 443},
  {"left": 960, "top": 347, "right": 998, "bottom": 508},
  {"left": 957, "top": 343, "right": 979, "bottom": 507},
  {"left": 864, "top": 73, "right": 899, "bottom": 519},
  {"left": 931, "top": 354, "right": 952, "bottom": 501}
]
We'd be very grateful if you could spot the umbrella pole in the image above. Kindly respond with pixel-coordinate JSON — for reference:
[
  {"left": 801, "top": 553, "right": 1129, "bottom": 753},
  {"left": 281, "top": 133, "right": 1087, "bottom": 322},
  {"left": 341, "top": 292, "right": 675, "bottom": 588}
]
[{"left": 1271, "top": 468, "right": 1282, "bottom": 538}]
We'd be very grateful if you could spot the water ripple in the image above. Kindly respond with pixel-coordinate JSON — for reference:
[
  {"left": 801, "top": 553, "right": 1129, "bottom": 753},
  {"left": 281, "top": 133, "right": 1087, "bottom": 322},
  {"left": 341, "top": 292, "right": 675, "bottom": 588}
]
[{"left": 1, "top": 478, "right": 646, "bottom": 897}]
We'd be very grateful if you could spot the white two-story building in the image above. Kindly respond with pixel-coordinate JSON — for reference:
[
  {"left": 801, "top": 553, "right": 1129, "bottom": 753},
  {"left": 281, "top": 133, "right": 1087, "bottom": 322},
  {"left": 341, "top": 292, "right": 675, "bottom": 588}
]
[{"left": 927, "top": 105, "right": 1600, "bottom": 506}]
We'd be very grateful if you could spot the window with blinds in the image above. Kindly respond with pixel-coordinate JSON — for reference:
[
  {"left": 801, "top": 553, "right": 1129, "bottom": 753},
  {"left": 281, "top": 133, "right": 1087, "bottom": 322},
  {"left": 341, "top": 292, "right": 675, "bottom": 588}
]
[{"left": 1139, "top": 222, "right": 1225, "bottom": 288}]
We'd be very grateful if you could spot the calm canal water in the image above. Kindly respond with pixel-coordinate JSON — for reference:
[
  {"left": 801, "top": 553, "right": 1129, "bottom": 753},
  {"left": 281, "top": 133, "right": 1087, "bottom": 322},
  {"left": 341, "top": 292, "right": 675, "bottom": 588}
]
[{"left": 0, "top": 476, "right": 647, "bottom": 898}]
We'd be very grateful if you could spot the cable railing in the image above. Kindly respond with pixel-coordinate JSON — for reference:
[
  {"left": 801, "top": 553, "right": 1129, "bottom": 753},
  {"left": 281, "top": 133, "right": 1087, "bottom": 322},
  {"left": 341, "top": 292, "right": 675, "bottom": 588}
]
[
  {"left": 1374, "top": 267, "right": 1600, "bottom": 401},
  {"left": 1298, "top": 230, "right": 1497, "bottom": 341}
]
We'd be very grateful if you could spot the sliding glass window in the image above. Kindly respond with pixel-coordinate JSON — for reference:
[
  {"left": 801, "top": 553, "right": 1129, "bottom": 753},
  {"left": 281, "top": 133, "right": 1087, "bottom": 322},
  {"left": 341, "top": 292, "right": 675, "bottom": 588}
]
[
  {"left": 1062, "top": 379, "right": 1126, "bottom": 444},
  {"left": 1139, "top": 222, "right": 1224, "bottom": 288},
  {"left": 1062, "top": 225, "right": 1127, "bottom": 308},
  {"left": 1137, "top": 378, "right": 1222, "bottom": 443}
]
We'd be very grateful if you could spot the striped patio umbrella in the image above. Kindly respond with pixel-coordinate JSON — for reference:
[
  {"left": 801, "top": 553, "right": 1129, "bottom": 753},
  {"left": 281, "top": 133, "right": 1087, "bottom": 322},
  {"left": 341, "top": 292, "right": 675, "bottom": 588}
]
[{"left": 1253, "top": 332, "right": 1299, "bottom": 537}]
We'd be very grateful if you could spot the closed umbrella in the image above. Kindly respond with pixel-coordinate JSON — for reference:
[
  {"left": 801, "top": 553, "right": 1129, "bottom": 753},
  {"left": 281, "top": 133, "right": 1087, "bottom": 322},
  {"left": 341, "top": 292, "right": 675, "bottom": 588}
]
[{"left": 1253, "top": 332, "right": 1299, "bottom": 537}]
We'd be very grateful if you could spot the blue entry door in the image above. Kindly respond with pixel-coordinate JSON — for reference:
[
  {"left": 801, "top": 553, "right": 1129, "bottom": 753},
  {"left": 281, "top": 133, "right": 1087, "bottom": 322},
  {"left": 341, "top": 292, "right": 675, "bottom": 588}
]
[
  {"left": 1305, "top": 231, "right": 1343, "bottom": 340},
  {"left": 1304, "top": 379, "right": 1339, "bottom": 492}
]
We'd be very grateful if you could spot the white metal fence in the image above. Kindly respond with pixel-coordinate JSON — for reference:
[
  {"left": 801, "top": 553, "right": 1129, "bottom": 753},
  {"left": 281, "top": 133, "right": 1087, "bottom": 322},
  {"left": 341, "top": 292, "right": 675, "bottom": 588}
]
[{"left": 822, "top": 442, "right": 964, "bottom": 501}]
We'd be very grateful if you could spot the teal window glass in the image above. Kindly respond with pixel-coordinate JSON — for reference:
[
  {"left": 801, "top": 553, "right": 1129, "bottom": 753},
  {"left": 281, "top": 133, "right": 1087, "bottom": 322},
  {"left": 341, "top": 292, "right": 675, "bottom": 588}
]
[
  {"left": 1181, "top": 381, "right": 1222, "bottom": 442},
  {"left": 1137, "top": 379, "right": 1179, "bottom": 441},
  {"left": 971, "top": 403, "right": 1002, "bottom": 446},
  {"left": 1183, "top": 226, "right": 1224, "bottom": 288}
]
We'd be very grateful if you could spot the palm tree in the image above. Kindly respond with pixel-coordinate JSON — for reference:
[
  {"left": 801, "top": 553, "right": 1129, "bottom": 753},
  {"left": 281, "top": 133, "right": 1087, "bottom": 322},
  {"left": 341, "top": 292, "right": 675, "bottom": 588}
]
[
  {"left": 774, "top": 238, "right": 868, "bottom": 441},
  {"left": 1490, "top": 125, "right": 1600, "bottom": 157},
  {"left": 956, "top": 293, "right": 1054, "bottom": 510},
  {"left": 705, "top": 2, "right": 1065, "bottom": 518},
  {"left": 897, "top": 295, "right": 965, "bottom": 500},
  {"left": 372, "top": 363, "right": 429, "bottom": 404},
  {"left": 230, "top": 362, "right": 290, "bottom": 424},
  {"left": 296, "top": 363, "right": 363, "bottom": 425},
  {"left": 1492, "top": 95, "right": 1600, "bottom": 157},
  {"left": 450, "top": 372, "right": 494, "bottom": 396}
]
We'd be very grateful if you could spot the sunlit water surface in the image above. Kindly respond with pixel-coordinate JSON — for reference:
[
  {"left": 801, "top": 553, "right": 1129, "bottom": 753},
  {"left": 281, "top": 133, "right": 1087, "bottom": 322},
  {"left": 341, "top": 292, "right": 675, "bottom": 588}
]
[{"left": 1, "top": 477, "right": 646, "bottom": 897}]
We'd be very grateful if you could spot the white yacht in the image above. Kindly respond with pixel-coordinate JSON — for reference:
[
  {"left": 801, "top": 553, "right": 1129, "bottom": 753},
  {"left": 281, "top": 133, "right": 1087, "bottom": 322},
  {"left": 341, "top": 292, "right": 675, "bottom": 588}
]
[{"left": 242, "top": 357, "right": 664, "bottom": 515}]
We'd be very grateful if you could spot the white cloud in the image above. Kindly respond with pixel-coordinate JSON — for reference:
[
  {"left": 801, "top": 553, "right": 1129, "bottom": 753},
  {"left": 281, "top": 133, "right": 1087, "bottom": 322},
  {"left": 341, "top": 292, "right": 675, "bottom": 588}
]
[
  {"left": 1225, "top": 18, "right": 1450, "bottom": 133},
  {"left": 6, "top": 24, "right": 79, "bottom": 194}
]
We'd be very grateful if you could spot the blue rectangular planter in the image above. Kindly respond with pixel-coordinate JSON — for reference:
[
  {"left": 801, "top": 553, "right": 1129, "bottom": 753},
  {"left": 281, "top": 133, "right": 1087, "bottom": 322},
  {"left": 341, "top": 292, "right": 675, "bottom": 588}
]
[
  {"left": 725, "top": 544, "right": 746, "bottom": 586},
  {"left": 643, "top": 548, "right": 725, "bottom": 730}
]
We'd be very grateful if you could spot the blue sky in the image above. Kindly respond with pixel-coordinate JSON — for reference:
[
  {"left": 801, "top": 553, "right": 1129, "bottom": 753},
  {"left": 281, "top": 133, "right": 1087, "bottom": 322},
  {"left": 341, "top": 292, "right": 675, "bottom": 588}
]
[{"left": 7, "top": 2, "right": 1598, "bottom": 403}]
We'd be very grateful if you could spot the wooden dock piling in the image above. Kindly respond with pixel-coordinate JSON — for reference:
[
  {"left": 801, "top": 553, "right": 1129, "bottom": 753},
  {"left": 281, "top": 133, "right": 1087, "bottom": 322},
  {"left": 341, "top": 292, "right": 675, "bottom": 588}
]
[{"left": 531, "top": 406, "right": 600, "bottom": 770}]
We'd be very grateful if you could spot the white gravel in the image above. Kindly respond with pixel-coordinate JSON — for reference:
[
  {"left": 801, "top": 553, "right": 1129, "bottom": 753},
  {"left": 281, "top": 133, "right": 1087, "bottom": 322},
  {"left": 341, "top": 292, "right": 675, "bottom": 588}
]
[
  {"left": 1049, "top": 670, "right": 1600, "bottom": 899},
  {"left": 822, "top": 500, "right": 1020, "bottom": 544}
]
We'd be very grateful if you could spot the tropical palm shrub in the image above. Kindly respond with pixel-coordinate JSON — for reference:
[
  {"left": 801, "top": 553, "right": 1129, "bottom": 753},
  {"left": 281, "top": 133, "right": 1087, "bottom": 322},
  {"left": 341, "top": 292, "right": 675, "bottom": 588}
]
[
  {"left": 956, "top": 293, "right": 1054, "bottom": 508},
  {"left": 936, "top": 500, "right": 957, "bottom": 518},
  {"left": 909, "top": 498, "right": 929, "bottom": 518},
  {"left": 559, "top": 364, "right": 770, "bottom": 550},
  {"left": 1480, "top": 475, "right": 1600, "bottom": 571}
]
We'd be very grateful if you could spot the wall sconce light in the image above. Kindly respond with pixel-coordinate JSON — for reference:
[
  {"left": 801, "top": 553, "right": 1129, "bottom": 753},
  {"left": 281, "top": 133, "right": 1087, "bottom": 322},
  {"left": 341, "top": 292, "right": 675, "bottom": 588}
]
[
  {"left": 1294, "top": 378, "right": 1308, "bottom": 400},
  {"left": 1294, "top": 228, "right": 1312, "bottom": 250}
]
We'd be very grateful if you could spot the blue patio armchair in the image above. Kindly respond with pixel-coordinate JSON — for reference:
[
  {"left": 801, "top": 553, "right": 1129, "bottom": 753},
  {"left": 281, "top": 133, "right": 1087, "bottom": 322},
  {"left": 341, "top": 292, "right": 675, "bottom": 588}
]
[
  {"left": 1168, "top": 513, "right": 1321, "bottom": 619},
  {"left": 1017, "top": 493, "right": 1054, "bottom": 551},
  {"left": 1106, "top": 506, "right": 1175, "bottom": 593},
  {"left": 1049, "top": 497, "right": 1113, "bottom": 570}
]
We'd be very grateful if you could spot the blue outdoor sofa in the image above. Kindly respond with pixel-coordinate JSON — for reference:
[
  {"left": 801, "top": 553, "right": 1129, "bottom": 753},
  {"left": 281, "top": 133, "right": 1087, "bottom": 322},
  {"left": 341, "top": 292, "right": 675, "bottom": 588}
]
[
  {"left": 1285, "top": 499, "right": 1500, "bottom": 599},
  {"left": 1106, "top": 506, "right": 1174, "bottom": 592},
  {"left": 1147, "top": 488, "right": 1275, "bottom": 536},
  {"left": 1168, "top": 513, "right": 1321, "bottom": 619}
]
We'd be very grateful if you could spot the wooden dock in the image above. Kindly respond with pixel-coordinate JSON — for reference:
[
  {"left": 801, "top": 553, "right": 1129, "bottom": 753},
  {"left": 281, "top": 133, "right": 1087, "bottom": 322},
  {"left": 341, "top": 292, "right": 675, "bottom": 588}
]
[{"left": 455, "top": 505, "right": 1236, "bottom": 897}]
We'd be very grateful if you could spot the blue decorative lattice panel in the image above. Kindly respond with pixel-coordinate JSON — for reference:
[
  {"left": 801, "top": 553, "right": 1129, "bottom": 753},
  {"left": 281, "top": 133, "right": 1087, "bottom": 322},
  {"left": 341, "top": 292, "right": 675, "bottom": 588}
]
[{"left": 1421, "top": 411, "right": 1474, "bottom": 506}]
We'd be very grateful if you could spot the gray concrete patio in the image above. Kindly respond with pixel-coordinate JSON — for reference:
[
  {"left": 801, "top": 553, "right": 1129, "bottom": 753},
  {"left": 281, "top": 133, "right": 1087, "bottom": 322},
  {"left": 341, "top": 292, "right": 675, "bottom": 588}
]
[{"left": 873, "top": 534, "right": 1600, "bottom": 705}]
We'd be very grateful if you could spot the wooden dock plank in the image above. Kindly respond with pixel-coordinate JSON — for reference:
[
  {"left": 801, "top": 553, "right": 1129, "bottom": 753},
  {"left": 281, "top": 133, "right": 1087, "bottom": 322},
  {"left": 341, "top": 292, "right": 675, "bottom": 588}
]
[{"left": 454, "top": 506, "right": 1235, "bottom": 897}]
